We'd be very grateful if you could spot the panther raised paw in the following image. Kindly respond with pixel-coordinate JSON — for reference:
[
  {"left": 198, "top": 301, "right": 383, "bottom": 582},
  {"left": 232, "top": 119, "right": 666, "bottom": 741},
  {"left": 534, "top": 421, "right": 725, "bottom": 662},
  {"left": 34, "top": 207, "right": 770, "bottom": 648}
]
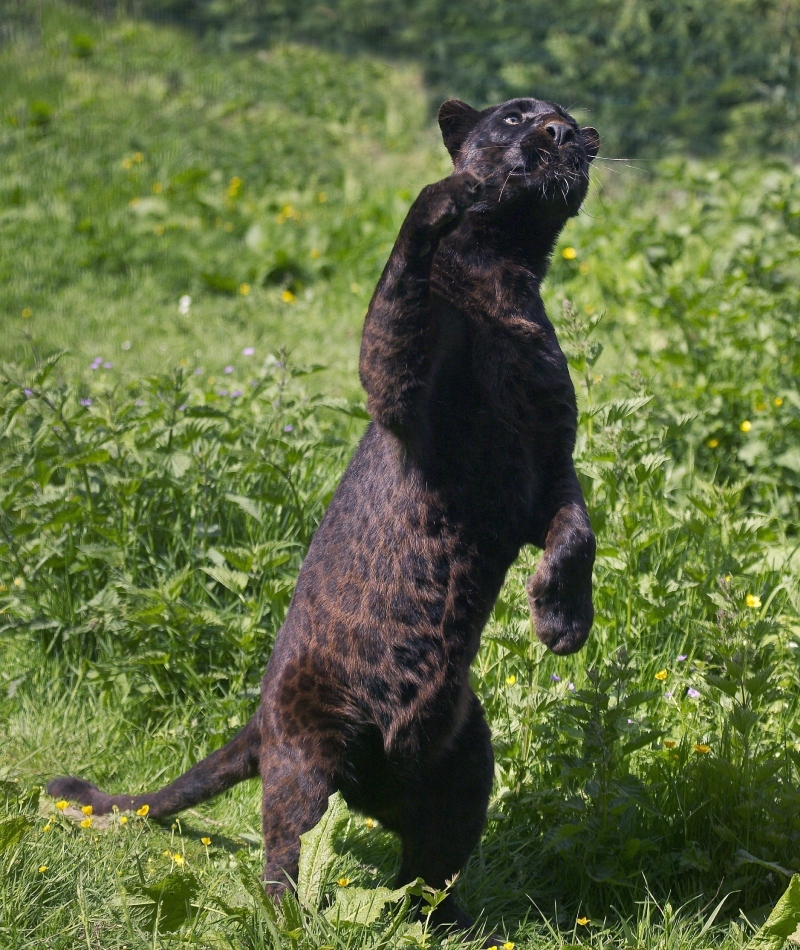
[
  {"left": 527, "top": 503, "right": 595, "bottom": 656},
  {"left": 404, "top": 170, "right": 484, "bottom": 252}
]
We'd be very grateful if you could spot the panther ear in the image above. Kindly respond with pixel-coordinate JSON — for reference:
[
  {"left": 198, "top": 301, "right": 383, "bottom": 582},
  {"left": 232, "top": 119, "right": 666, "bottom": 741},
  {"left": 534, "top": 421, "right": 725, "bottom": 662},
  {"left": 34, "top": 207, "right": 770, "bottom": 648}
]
[{"left": 438, "top": 100, "right": 482, "bottom": 160}]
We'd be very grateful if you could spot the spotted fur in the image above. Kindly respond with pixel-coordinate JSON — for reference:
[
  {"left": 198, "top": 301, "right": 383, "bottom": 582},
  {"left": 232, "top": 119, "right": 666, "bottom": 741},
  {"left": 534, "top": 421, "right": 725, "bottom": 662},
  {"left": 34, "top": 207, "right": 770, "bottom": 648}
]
[{"left": 48, "top": 97, "right": 599, "bottom": 938}]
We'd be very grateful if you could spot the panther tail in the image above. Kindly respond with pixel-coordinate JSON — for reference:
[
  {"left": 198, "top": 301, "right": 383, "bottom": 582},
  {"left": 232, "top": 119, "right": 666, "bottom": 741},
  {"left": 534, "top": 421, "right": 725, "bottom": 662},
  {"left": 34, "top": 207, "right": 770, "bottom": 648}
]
[{"left": 46, "top": 713, "right": 261, "bottom": 818}]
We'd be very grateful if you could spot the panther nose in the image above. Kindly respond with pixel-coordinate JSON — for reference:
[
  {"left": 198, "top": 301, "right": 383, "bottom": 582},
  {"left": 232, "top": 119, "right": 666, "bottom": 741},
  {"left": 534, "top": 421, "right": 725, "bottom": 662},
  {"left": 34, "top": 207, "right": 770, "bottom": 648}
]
[{"left": 544, "top": 119, "right": 574, "bottom": 146}]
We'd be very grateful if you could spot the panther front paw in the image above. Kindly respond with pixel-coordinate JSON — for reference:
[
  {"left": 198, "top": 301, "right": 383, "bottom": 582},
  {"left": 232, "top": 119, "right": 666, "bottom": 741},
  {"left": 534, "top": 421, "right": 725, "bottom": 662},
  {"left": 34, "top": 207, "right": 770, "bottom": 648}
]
[
  {"left": 410, "top": 171, "right": 483, "bottom": 247},
  {"left": 527, "top": 520, "right": 595, "bottom": 655}
]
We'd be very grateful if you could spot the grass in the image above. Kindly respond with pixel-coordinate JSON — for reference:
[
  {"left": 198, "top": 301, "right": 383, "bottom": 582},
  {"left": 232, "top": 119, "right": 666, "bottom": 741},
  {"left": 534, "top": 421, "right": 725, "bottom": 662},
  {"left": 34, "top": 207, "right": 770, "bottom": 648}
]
[
  {"left": 2, "top": 3, "right": 800, "bottom": 949},
  {"left": 1, "top": 0, "right": 443, "bottom": 394}
]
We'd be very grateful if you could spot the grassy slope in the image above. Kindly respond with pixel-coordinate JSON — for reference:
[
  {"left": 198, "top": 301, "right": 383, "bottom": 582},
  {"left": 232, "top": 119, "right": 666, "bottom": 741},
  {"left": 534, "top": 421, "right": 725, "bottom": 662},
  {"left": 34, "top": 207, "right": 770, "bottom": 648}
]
[
  {"left": 0, "top": 2, "right": 444, "bottom": 394},
  {"left": 2, "top": 4, "right": 800, "bottom": 950}
]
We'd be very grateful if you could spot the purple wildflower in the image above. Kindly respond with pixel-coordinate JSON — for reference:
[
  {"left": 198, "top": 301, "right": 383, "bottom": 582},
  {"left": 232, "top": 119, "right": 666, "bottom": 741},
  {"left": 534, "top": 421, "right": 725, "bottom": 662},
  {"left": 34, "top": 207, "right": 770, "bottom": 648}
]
[
  {"left": 103, "top": 361, "right": 113, "bottom": 369},
  {"left": 550, "top": 673, "right": 561, "bottom": 682},
  {"left": 135, "top": 399, "right": 144, "bottom": 406},
  {"left": 242, "top": 347, "right": 255, "bottom": 356},
  {"left": 677, "top": 654, "right": 688, "bottom": 662},
  {"left": 80, "top": 398, "right": 93, "bottom": 407},
  {"left": 178, "top": 404, "right": 186, "bottom": 411},
  {"left": 224, "top": 365, "right": 234, "bottom": 375},
  {"left": 568, "top": 682, "right": 575, "bottom": 692},
  {"left": 284, "top": 424, "right": 293, "bottom": 432},
  {"left": 194, "top": 367, "right": 204, "bottom": 375},
  {"left": 231, "top": 389, "right": 242, "bottom": 398},
  {"left": 665, "top": 691, "right": 673, "bottom": 699},
  {"left": 687, "top": 687, "right": 701, "bottom": 699},
  {"left": 24, "top": 388, "right": 33, "bottom": 397},
  {"left": 90, "top": 357, "right": 102, "bottom": 370},
  {"left": 218, "top": 389, "right": 228, "bottom": 396}
]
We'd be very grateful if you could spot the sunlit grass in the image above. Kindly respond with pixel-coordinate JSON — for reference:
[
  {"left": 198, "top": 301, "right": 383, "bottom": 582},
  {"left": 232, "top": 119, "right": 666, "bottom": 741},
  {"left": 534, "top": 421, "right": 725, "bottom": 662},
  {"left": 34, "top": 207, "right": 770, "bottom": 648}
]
[{"left": 2, "top": 2, "right": 800, "bottom": 948}]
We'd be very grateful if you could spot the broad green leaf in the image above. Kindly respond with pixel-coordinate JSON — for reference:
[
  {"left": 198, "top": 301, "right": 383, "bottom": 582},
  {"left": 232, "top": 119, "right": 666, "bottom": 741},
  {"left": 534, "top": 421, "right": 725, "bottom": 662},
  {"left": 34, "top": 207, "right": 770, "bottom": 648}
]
[
  {"left": 235, "top": 853, "right": 279, "bottom": 924},
  {"left": 168, "top": 451, "right": 192, "bottom": 477},
  {"left": 225, "top": 493, "right": 263, "bottom": 523},
  {"left": 137, "top": 870, "right": 200, "bottom": 932},
  {"left": 297, "top": 792, "right": 349, "bottom": 909},
  {"left": 0, "top": 816, "right": 33, "bottom": 851},
  {"left": 325, "top": 884, "right": 408, "bottom": 926},
  {"left": 747, "top": 875, "right": 800, "bottom": 950},
  {"left": 737, "top": 850, "right": 794, "bottom": 878},
  {"left": 621, "top": 730, "right": 664, "bottom": 756},
  {"left": 200, "top": 565, "right": 249, "bottom": 594},
  {"left": 706, "top": 674, "right": 739, "bottom": 698},
  {"left": 60, "top": 448, "right": 111, "bottom": 468}
]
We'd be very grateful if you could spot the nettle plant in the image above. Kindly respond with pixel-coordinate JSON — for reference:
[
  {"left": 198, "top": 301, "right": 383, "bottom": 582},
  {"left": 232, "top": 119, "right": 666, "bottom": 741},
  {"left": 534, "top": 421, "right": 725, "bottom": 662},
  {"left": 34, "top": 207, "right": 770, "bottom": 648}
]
[
  {"left": 0, "top": 353, "right": 360, "bottom": 702},
  {"left": 473, "top": 305, "right": 800, "bottom": 910}
]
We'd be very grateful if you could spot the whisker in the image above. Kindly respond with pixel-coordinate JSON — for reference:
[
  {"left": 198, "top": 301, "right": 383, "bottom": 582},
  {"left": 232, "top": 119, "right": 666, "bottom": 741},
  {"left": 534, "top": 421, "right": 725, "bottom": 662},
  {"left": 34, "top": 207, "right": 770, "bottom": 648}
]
[{"left": 498, "top": 162, "right": 521, "bottom": 202}]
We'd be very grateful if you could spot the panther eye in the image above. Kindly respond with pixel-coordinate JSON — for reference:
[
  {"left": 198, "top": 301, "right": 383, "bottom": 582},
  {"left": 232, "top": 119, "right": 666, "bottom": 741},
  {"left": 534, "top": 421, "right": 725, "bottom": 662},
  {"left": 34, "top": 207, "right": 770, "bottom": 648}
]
[{"left": 503, "top": 115, "right": 522, "bottom": 125}]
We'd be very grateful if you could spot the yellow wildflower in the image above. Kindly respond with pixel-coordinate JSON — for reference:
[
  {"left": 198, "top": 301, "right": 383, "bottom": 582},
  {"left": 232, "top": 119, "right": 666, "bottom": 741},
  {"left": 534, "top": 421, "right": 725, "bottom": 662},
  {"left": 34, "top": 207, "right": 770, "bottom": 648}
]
[
  {"left": 506, "top": 674, "right": 517, "bottom": 685},
  {"left": 774, "top": 397, "right": 783, "bottom": 407},
  {"left": 317, "top": 191, "right": 327, "bottom": 202},
  {"left": 239, "top": 283, "right": 251, "bottom": 295},
  {"left": 504, "top": 943, "right": 516, "bottom": 950},
  {"left": 133, "top": 152, "right": 143, "bottom": 163},
  {"left": 136, "top": 804, "right": 150, "bottom": 817},
  {"left": 707, "top": 438, "right": 719, "bottom": 448},
  {"left": 577, "top": 917, "right": 590, "bottom": 925},
  {"left": 364, "top": 818, "right": 375, "bottom": 829},
  {"left": 350, "top": 282, "right": 362, "bottom": 294},
  {"left": 81, "top": 805, "right": 93, "bottom": 816},
  {"left": 55, "top": 800, "right": 68, "bottom": 811},
  {"left": 755, "top": 401, "right": 766, "bottom": 411},
  {"left": 739, "top": 420, "right": 752, "bottom": 432},
  {"left": 39, "top": 865, "right": 48, "bottom": 873},
  {"left": 562, "top": 246, "right": 577, "bottom": 260},
  {"left": 43, "top": 823, "right": 52, "bottom": 832},
  {"left": 746, "top": 594, "right": 761, "bottom": 609},
  {"left": 310, "top": 248, "right": 321, "bottom": 259},
  {"left": 281, "top": 289, "right": 296, "bottom": 304},
  {"left": 80, "top": 817, "right": 92, "bottom": 828},
  {"left": 201, "top": 837, "right": 211, "bottom": 846},
  {"left": 151, "top": 182, "right": 163, "bottom": 194},
  {"left": 337, "top": 877, "right": 351, "bottom": 887},
  {"left": 172, "top": 853, "right": 185, "bottom": 866},
  {"left": 655, "top": 669, "right": 668, "bottom": 681},
  {"left": 694, "top": 743, "right": 711, "bottom": 754},
  {"left": 664, "top": 740, "right": 677, "bottom": 749},
  {"left": 121, "top": 158, "right": 133, "bottom": 169},
  {"left": 13, "top": 577, "right": 23, "bottom": 587},
  {"left": 227, "top": 176, "right": 242, "bottom": 198},
  {"left": 119, "top": 816, "right": 128, "bottom": 825},
  {"left": 21, "top": 307, "right": 32, "bottom": 318}
]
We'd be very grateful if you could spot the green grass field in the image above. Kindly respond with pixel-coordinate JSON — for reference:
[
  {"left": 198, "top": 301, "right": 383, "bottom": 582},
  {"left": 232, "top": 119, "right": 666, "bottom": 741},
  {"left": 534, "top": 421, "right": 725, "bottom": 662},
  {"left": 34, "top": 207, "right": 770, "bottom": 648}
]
[{"left": 2, "top": 4, "right": 800, "bottom": 949}]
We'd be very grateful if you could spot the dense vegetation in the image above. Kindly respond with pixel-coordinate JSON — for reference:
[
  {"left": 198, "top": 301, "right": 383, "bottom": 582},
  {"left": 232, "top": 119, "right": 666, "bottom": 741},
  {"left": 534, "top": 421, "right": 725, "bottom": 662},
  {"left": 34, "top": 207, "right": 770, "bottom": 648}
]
[
  {"left": 2, "top": 3, "right": 800, "bottom": 949},
  {"left": 53, "top": 0, "right": 800, "bottom": 157}
]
